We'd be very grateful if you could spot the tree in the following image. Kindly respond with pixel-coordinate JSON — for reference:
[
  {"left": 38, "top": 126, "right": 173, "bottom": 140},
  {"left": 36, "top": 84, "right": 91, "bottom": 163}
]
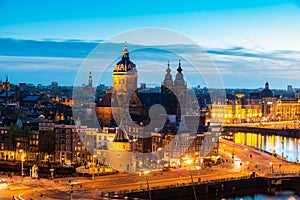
[
  {"left": 5, "top": 123, "right": 22, "bottom": 161},
  {"left": 39, "top": 130, "right": 56, "bottom": 163},
  {"left": 9, "top": 110, "right": 23, "bottom": 119}
]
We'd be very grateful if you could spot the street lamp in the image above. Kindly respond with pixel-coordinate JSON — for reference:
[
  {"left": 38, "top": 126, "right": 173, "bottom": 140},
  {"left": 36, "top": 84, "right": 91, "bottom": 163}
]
[
  {"left": 222, "top": 144, "right": 226, "bottom": 150},
  {"left": 143, "top": 170, "right": 152, "bottom": 200},
  {"left": 269, "top": 162, "right": 273, "bottom": 174},
  {"left": 186, "top": 159, "right": 197, "bottom": 200},
  {"left": 194, "top": 152, "right": 199, "bottom": 166},
  {"left": 232, "top": 141, "right": 235, "bottom": 163},
  {"left": 246, "top": 160, "right": 249, "bottom": 176},
  {"left": 296, "top": 140, "right": 299, "bottom": 164},
  {"left": 36, "top": 153, "right": 39, "bottom": 163},
  {"left": 92, "top": 155, "right": 95, "bottom": 180},
  {"left": 281, "top": 140, "right": 284, "bottom": 161},
  {"left": 19, "top": 150, "right": 24, "bottom": 181}
]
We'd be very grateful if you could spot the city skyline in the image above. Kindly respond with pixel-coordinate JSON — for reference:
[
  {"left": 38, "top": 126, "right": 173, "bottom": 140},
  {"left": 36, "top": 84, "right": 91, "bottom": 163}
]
[
  {"left": 2, "top": 2, "right": 300, "bottom": 199},
  {"left": 1, "top": 1, "right": 300, "bottom": 88}
]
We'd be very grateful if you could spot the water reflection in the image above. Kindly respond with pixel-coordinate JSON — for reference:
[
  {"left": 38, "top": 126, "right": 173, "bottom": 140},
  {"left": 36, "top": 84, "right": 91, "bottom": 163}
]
[
  {"left": 233, "top": 132, "right": 300, "bottom": 162},
  {"left": 227, "top": 192, "right": 298, "bottom": 200}
]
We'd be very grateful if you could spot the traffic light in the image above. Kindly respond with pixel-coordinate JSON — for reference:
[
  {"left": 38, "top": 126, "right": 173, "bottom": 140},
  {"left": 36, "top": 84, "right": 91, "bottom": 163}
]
[{"left": 68, "top": 180, "right": 72, "bottom": 185}]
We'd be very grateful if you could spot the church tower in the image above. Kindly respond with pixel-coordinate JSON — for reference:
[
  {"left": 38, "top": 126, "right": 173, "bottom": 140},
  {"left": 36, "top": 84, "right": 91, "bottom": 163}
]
[
  {"left": 112, "top": 42, "right": 138, "bottom": 106},
  {"left": 88, "top": 71, "right": 93, "bottom": 87},
  {"left": 161, "top": 61, "right": 173, "bottom": 93},
  {"left": 173, "top": 60, "right": 187, "bottom": 116}
]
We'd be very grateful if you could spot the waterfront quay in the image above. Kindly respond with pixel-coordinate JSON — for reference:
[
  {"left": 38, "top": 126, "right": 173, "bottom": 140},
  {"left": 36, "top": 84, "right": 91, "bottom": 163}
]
[
  {"left": 223, "top": 122, "right": 300, "bottom": 163},
  {"left": 126, "top": 176, "right": 300, "bottom": 200},
  {"left": 223, "top": 124, "right": 300, "bottom": 138}
]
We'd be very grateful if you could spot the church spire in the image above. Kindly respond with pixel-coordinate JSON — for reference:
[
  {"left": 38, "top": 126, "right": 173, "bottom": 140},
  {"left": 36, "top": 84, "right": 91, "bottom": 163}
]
[
  {"left": 265, "top": 81, "right": 269, "bottom": 89},
  {"left": 4, "top": 75, "right": 9, "bottom": 99},
  {"left": 173, "top": 59, "right": 187, "bottom": 116},
  {"left": 177, "top": 59, "right": 183, "bottom": 74},
  {"left": 166, "top": 61, "right": 171, "bottom": 73},
  {"left": 162, "top": 61, "right": 173, "bottom": 93},
  {"left": 88, "top": 71, "right": 92, "bottom": 87},
  {"left": 122, "top": 41, "right": 129, "bottom": 58}
]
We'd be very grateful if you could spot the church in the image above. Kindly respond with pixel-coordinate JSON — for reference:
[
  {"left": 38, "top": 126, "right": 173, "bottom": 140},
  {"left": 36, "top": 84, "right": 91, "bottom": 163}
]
[{"left": 95, "top": 42, "right": 188, "bottom": 128}]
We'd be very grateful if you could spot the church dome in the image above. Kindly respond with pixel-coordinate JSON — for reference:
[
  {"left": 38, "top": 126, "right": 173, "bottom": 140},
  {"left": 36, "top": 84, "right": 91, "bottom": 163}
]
[
  {"left": 261, "top": 82, "right": 274, "bottom": 98},
  {"left": 114, "top": 41, "right": 136, "bottom": 73}
]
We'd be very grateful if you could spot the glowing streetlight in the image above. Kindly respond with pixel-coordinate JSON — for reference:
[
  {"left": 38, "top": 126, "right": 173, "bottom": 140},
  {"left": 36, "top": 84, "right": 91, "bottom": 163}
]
[
  {"left": 269, "top": 162, "right": 273, "bottom": 174},
  {"left": 246, "top": 160, "right": 250, "bottom": 176},
  {"left": 92, "top": 155, "right": 96, "bottom": 180},
  {"left": 19, "top": 150, "right": 24, "bottom": 182},
  {"left": 186, "top": 159, "right": 197, "bottom": 200}
]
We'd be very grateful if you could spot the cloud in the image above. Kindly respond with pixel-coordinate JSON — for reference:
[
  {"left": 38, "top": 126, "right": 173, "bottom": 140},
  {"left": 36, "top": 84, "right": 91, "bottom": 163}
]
[
  {"left": 0, "top": 55, "right": 82, "bottom": 71},
  {"left": 0, "top": 38, "right": 300, "bottom": 88},
  {"left": 0, "top": 38, "right": 97, "bottom": 58}
]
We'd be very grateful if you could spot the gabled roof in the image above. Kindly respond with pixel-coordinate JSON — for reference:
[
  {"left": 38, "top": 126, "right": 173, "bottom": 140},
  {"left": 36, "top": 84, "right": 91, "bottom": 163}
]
[
  {"left": 0, "top": 91, "right": 15, "bottom": 97},
  {"left": 23, "top": 95, "right": 41, "bottom": 101},
  {"left": 97, "top": 92, "right": 112, "bottom": 107},
  {"left": 113, "top": 128, "right": 130, "bottom": 142}
]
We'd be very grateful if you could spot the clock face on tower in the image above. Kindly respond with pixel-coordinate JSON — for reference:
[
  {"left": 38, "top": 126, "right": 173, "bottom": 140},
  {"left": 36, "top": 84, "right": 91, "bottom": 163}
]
[{"left": 112, "top": 43, "right": 138, "bottom": 107}]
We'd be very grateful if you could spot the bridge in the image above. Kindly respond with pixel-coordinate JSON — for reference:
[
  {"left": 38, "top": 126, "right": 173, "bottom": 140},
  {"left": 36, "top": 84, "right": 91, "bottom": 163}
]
[{"left": 122, "top": 174, "right": 300, "bottom": 200}]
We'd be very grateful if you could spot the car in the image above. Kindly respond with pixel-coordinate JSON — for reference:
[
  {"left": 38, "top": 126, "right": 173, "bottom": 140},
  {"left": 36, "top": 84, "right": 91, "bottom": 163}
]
[
  {"left": 71, "top": 180, "right": 83, "bottom": 185},
  {"left": 0, "top": 179, "right": 8, "bottom": 190},
  {"left": 162, "top": 167, "right": 171, "bottom": 172}
]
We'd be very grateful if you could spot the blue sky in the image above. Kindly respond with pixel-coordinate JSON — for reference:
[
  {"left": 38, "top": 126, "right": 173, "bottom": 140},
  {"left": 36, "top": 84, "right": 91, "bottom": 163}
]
[{"left": 0, "top": 0, "right": 300, "bottom": 88}]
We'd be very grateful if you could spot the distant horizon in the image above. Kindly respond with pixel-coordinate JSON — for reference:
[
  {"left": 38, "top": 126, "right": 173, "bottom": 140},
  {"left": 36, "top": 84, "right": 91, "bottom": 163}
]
[{"left": 2, "top": 77, "right": 298, "bottom": 91}]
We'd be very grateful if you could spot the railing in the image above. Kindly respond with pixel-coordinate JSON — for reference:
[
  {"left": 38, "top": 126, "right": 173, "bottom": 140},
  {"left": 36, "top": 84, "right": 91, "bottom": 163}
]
[{"left": 101, "top": 175, "right": 257, "bottom": 197}]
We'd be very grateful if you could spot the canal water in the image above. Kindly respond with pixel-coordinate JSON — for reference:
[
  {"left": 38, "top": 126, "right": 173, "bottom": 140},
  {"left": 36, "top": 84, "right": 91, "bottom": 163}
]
[
  {"left": 232, "top": 132, "right": 300, "bottom": 163},
  {"left": 227, "top": 192, "right": 299, "bottom": 200},
  {"left": 172, "top": 190, "right": 300, "bottom": 200}
]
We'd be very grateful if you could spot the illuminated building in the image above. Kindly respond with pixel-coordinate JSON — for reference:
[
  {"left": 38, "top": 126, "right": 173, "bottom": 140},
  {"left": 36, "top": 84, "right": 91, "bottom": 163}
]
[
  {"left": 211, "top": 82, "right": 300, "bottom": 123},
  {"left": 0, "top": 127, "right": 8, "bottom": 160},
  {"left": 112, "top": 41, "right": 138, "bottom": 107},
  {"left": 95, "top": 118, "right": 137, "bottom": 172},
  {"left": 54, "top": 124, "right": 87, "bottom": 165},
  {"left": 276, "top": 99, "right": 300, "bottom": 121}
]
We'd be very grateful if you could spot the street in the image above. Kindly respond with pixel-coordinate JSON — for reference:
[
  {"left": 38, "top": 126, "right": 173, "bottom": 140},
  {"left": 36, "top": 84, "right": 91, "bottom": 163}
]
[{"left": 1, "top": 138, "right": 300, "bottom": 200}]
